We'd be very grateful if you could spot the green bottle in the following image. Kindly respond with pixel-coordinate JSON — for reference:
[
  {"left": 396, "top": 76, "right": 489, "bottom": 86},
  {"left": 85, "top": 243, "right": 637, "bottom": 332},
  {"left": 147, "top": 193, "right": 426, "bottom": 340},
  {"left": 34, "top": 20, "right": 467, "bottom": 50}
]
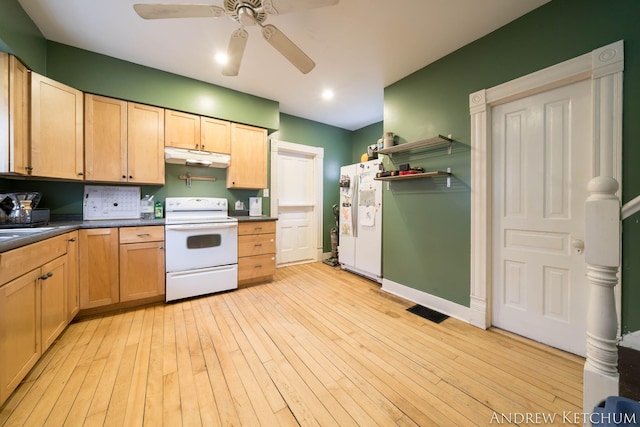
[{"left": 154, "top": 200, "right": 163, "bottom": 219}]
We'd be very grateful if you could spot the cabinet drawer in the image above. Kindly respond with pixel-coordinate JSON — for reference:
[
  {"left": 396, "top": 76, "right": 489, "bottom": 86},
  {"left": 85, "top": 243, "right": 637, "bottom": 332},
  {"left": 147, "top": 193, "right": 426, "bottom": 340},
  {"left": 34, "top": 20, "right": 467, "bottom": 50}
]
[
  {"left": 238, "top": 221, "right": 276, "bottom": 236},
  {"left": 0, "top": 234, "right": 68, "bottom": 285},
  {"left": 119, "top": 226, "right": 164, "bottom": 244},
  {"left": 238, "top": 233, "right": 275, "bottom": 257},
  {"left": 238, "top": 254, "right": 276, "bottom": 281}
]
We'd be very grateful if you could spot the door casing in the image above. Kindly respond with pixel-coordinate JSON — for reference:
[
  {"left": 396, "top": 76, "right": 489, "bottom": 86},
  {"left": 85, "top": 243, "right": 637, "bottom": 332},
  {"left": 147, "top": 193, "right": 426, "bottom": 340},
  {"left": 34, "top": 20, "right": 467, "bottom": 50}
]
[
  {"left": 469, "top": 40, "right": 624, "bottom": 330},
  {"left": 270, "top": 139, "right": 324, "bottom": 265}
]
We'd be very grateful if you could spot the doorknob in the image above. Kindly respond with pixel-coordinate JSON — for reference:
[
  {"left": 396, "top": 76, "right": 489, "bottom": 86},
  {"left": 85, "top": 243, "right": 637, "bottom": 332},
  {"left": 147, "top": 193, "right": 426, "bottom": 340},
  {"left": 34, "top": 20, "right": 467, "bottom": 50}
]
[{"left": 572, "top": 239, "right": 585, "bottom": 254}]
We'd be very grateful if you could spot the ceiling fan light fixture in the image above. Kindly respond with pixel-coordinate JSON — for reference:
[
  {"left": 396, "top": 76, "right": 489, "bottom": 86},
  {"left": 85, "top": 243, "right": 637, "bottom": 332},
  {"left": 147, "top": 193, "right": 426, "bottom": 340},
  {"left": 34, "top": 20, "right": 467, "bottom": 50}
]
[{"left": 215, "top": 52, "right": 229, "bottom": 64}]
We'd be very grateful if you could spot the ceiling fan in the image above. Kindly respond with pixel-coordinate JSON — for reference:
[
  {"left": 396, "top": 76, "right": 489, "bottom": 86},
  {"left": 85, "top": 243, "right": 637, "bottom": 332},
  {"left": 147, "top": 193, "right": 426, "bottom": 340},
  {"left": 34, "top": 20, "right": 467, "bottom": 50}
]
[{"left": 133, "top": 0, "right": 339, "bottom": 76}]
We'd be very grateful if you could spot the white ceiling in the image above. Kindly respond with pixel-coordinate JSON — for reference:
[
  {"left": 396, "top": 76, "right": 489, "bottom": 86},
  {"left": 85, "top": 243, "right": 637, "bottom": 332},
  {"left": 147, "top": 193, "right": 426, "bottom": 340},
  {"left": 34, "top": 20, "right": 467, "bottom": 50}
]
[{"left": 18, "top": 0, "right": 549, "bottom": 131}]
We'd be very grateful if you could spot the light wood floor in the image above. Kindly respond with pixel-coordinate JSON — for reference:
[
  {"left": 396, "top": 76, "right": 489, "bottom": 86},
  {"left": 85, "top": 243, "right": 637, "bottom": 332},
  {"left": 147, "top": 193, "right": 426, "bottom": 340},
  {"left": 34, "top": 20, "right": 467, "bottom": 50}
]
[{"left": 0, "top": 262, "right": 584, "bottom": 426}]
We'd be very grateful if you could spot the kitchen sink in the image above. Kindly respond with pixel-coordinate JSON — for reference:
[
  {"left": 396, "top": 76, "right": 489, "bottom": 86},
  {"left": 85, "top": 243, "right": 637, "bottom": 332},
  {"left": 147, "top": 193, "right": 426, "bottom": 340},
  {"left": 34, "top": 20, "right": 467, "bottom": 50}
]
[
  {"left": 0, "top": 227, "right": 55, "bottom": 239},
  {"left": 1, "top": 227, "right": 54, "bottom": 232}
]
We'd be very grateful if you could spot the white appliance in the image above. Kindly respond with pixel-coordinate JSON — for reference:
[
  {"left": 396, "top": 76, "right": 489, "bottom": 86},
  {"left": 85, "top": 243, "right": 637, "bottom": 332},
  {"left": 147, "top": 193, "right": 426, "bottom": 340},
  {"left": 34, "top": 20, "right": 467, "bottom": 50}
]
[
  {"left": 165, "top": 197, "right": 238, "bottom": 302},
  {"left": 249, "top": 197, "right": 262, "bottom": 216},
  {"left": 338, "top": 159, "right": 383, "bottom": 282},
  {"left": 164, "top": 146, "right": 230, "bottom": 168}
]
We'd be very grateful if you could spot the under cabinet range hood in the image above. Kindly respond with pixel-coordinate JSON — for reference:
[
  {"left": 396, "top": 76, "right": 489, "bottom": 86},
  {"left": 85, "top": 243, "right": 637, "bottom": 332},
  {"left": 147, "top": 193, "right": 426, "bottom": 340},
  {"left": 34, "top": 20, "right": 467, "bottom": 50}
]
[{"left": 164, "top": 147, "right": 230, "bottom": 168}]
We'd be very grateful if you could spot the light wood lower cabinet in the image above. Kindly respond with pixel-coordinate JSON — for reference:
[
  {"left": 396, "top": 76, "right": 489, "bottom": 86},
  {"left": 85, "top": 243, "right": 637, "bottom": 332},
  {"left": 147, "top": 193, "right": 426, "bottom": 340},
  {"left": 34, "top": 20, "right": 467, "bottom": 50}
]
[
  {"left": 79, "top": 228, "right": 119, "bottom": 309},
  {"left": 0, "top": 232, "right": 75, "bottom": 405},
  {"left": 238, "top": 221, "right": 276, "bottom": 285},
  {"left": 41, "top": 255, "right": 68, "bottom": 351},
  {"left": 79, "top": 226, "right": 165, "bottom": 310},
  {"left": 119, "top": 226, "right": 165, "bottom": 302},
  {"left": 66, "top": 231, "right": 80, "bottom": 321},
  {"left": 0, "top": 268, "right": 41, "bottom": 405}
]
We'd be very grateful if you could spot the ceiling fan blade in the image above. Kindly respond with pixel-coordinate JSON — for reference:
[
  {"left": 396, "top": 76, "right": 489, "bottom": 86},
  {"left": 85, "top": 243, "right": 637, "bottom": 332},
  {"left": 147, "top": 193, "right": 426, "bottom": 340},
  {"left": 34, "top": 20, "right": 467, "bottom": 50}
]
[
  {"left": 262, "top": 0, "right": 339, "bottom": 15},
  {"left": 222, "top": 28, "right": 248, "bottom": 76},
  {"left": 261, "top": 24, "right": 315, "bottom": 74},
  {"left": 133, "top": 4, "right": 225, "bottom": 19}
]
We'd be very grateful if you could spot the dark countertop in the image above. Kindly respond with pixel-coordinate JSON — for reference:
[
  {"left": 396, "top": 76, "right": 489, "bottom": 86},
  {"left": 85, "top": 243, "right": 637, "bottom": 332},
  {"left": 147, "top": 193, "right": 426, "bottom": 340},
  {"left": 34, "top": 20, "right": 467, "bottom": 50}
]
[
  {"left": 0, "top": 219, "right": 165, "bottom": 253},
  {"left": 0, "top": 216, "right": 278, "bottom": 253}
]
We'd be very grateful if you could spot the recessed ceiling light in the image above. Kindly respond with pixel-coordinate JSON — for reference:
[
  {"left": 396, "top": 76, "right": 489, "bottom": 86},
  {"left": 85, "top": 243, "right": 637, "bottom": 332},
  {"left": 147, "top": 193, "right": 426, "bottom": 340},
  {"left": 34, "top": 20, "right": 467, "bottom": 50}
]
[
  {"left": 322, "top": 89, "right": 334, "bottom": 100},
  {"left": 215, "top": 52, "right": 229, "bottom": 65}
]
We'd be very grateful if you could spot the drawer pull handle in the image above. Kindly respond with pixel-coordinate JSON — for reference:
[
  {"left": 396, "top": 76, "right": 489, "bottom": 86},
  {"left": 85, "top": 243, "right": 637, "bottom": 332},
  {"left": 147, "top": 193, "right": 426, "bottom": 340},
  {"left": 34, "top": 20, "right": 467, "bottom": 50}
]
[
  {"left": 40, "top": 272, "right": 53, "bottom": 280},
  {"left": 137, "top": 233, "right": 150, "bottom": 237},
  {"left": 254, "top": 227, "right": 262, "bottom": 231},
  {"left": 159, "top": 245, "right": 164, "bottom": 250},
  {"left": 254, "top": 265, "right": 262, "bottom": 269},
  {"left": 254, "top": 243, "right": 262, "bottom": 247},
  {"left": 68, "top": 238, "right": 76, "bottom": 242}
]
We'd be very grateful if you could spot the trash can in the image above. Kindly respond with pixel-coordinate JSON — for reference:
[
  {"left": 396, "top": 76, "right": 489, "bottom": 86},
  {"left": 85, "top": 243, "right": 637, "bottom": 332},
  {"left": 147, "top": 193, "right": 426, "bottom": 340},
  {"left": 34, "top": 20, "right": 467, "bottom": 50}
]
[{"left": 592, "top": 396, "right": 640, "bottom": 426}]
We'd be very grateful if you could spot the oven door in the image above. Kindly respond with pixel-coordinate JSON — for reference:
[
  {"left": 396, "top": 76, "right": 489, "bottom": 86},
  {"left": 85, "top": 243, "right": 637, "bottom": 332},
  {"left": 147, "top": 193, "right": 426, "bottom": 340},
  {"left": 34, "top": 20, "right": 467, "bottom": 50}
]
[{"left": 165, "top": 222, "right": 238, "bottom": 272}]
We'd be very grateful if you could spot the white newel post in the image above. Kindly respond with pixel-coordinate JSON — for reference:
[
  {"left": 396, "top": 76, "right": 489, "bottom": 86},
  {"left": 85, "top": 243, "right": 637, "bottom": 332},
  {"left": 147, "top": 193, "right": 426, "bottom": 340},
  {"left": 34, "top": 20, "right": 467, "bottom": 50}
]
[{"left": 583, "top": 176, "right": 620, "bottom": 416}]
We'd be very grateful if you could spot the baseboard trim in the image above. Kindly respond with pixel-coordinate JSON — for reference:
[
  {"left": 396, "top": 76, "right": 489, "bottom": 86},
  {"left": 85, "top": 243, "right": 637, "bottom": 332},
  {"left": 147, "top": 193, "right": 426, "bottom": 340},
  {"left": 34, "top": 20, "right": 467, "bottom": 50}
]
[{"left": 381, "top": 278, "right": 471, "bottom": 323}]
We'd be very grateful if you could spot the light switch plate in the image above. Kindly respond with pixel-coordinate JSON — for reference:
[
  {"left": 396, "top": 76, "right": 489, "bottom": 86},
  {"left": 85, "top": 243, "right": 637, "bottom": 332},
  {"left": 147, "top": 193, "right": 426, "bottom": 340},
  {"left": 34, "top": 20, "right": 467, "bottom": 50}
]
[{"left": 263, "top": 189, "right": 269, "bottom": 197}]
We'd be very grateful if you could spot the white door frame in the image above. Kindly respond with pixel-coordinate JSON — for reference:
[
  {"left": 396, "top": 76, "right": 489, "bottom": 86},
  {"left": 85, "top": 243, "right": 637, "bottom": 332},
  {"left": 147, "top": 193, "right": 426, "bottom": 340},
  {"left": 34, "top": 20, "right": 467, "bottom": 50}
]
[
  {"left": 469, "top": 40, "right": 624, "bottom": 330},
  {"left": 270, "top": 139, "right": 324, "bottom": 263}
]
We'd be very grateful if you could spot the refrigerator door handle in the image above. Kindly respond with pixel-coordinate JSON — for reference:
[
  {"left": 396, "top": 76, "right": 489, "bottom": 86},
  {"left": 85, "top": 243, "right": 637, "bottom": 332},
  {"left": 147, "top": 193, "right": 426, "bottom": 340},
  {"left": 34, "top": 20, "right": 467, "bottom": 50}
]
[{"left": 351, "top": 176, "right": 358, "bottom": 237}]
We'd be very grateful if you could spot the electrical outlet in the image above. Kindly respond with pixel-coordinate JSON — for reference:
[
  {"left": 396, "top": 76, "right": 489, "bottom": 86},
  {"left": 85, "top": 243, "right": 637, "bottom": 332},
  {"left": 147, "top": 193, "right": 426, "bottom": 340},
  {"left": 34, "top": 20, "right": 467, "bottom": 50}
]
[{"left": 263, "top": 189, "right": 269, "bottom": 197}]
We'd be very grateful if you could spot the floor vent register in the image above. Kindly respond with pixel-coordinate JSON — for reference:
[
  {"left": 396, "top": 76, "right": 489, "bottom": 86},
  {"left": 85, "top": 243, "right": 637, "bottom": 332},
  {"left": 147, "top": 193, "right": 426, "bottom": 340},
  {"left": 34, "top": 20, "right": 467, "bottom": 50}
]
[{"left": 407, "top": 304, "right": 449, "bottom": 324}]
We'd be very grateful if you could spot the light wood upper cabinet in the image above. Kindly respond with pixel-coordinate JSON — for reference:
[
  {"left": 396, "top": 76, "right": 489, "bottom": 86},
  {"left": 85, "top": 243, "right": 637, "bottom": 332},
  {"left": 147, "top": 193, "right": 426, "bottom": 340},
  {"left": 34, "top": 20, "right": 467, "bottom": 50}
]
[
  {"left": 30, "top": 72, "right": 83, "bottom": 180},
  {"left": 165, "top": 109, "right": 231, "bottom": 154},
  {"left": 227, "top": 123, "right": 267, "bottom": 189},
  {"left": 165, "top": 109, "right": 200, "bottom": 150},
  {"left": 201, "top": 116, "right": 230, "bottom": 154},
  {"left": 0, "top": 53, "right": 29, "bottom": 175},
  {"left": 85, "top": 97, "right": 165, "bottom": 184},
  {"left": 84, "top": 94, "right": 128, "bottom": 182},
  {"left": 128, "top": 103, "right": 165, "bottom": 184},
  {"left": 79, "top": 228, "right": 119, "bottom": 309}
]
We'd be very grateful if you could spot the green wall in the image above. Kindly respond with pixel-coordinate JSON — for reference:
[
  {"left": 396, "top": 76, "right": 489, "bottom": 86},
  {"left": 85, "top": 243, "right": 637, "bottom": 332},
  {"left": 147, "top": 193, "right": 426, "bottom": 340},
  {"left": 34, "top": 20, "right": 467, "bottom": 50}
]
[
  {"left": 351, "top": 122, "right": 383, "bottom": 163},
  {"left": 45, "top": 42, "right": 279, "bottom": 131},
  {"left": 0, "top": 0, "right": 46, "bottom": 72},
  {"left": 384, "top": 0, "right": 640, "bottom": 332},
  {"left": 271, "top": 114, "right": 352, "bottom": 251}
]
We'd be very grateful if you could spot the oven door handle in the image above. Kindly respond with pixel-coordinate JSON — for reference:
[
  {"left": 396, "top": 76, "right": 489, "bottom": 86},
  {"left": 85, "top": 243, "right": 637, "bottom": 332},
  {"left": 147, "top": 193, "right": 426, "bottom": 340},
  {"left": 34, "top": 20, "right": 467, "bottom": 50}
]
[{"left": 166, "top": 223, "right": 237, "bottom": 231}]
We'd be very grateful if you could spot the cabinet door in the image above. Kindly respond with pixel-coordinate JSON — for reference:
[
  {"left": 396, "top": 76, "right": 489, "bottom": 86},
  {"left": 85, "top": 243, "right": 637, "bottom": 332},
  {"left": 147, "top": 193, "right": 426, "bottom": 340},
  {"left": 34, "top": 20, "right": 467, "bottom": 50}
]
[
  {"left": 0, "top": 269, "right": 41, "bottom": 405},
  {"left": 66, "top": 231, "right": 80, "bottom": 321},
  {"left": 119, "top": 241, "right": 165, "bottom": 302},
  {"left": 79, "top": 228, "right": 119, "bottom": 309},
  {"left": 41, "top": 256, "right": 67, "bottom": 351},
  {"left": 30, "top": 73, "right": 83, "bottom": 180},
  {"left": 165, "top": 109, "right": 201, "bottom": 150},
  {"left": 128, "top": 103, "right": 165, "bottom": 184},
  {"left": 227, "top": 123, "right": 267, "bottom": 189},
  {"left": 238, "top": 233, "right": 276, "bottom": 257},
  {"left": 201, "top": 117, "right": 230, "bottom": 154},
  {"left": 9, "top": 56, "right": 29, "bottom": 175},
  {"left": 238, "top": 254, "right": 276, "bottom": 282},
  {"left": 84, "top": 94, "right": 128, "bottom": 182},
  {"left": 0, "top": 54, "right": 29, "bottom": 175}
]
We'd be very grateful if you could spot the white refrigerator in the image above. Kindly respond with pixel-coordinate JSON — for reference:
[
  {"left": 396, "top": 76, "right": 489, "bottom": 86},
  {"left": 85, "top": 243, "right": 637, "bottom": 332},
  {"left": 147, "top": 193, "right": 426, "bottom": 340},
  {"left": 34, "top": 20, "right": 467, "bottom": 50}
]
[{"left": 338, "top": 159, "right": 383, "bottom": 282}]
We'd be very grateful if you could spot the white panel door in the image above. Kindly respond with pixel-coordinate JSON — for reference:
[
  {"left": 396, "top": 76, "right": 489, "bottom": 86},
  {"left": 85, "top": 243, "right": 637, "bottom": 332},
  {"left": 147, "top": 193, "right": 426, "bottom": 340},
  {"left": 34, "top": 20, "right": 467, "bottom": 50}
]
[
  {"left": 492, "top": 79, "right": 591, "bottom": 356},
  {"left": 276, "top": 150, "right": 316, "bottom": 265}
]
